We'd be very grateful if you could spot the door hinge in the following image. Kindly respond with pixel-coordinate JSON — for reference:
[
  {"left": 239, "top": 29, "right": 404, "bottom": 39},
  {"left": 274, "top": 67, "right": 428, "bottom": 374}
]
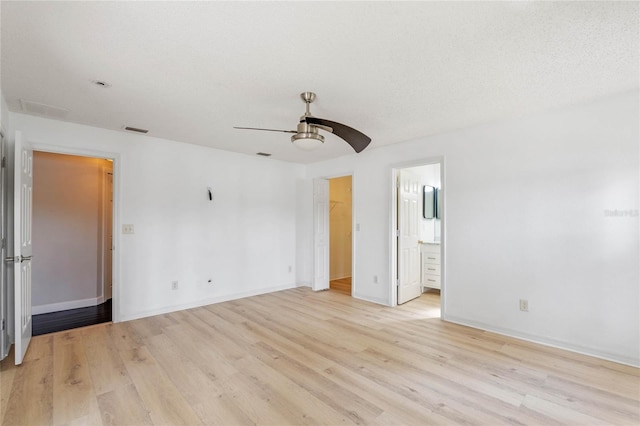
[
  {"left": 1, "top": 238, "right": 5, "bottom": 249},
  {"left": 1, "top": 319, "right": 4, "bottom": 331},
  {"left": 1, "top": 157, "right": 5, "bottom": 168},
  {"left": 396, "top": 229, "right": 400, "bottom": 237}
]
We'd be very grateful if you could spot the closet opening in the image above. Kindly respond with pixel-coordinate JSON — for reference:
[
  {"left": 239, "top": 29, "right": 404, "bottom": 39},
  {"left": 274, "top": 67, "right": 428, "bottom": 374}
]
[{"left": 329, "top": 176, "right": 353, "bottom": 296}]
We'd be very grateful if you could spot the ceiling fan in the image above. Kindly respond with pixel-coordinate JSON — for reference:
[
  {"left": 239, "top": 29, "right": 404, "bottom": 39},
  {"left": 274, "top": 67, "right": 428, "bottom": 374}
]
[{"left": 234, "top": 92, "right": 371, "bottom": 153}]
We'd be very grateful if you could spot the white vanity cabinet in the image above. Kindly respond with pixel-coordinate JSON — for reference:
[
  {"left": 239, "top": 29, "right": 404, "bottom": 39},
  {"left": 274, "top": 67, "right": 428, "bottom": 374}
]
[{"left": 421, "top": 243, "right": 441, "bottom": 290}]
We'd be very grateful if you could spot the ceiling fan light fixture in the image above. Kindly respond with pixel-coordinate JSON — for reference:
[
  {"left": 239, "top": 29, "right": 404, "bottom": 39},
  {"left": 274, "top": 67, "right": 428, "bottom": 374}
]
[
  {"left": 236, "top": 91, "right": 371, "bottom": 153},
  {"left": 291, "top": 132, "right": 324, "bottom": 150}
]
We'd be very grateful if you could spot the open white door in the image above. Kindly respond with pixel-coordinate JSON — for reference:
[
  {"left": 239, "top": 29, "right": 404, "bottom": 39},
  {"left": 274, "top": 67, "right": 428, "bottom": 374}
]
[
  {"left": 313, "top": 178, "right": 329, "bottom": 291},
  {"left": 397, "top": 169, "right": 421, "bottom": 304},
  {"left": 13, "top": 131, "right": 33, "bottom": 365}
]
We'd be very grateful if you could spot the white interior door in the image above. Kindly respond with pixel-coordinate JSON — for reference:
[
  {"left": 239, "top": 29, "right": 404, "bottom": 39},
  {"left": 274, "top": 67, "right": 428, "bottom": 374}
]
[
  {"left": 313, "top": 178, "right": 329, "bottom": 291},
  {"left": 397, "top": 169, "right": 421, "bottom": 304},
  {"left": 14, "top": 131, "right": 33, "bottom": 365},
  {"left": 0, "top": 130, "right": 7, "bottom": 361}
]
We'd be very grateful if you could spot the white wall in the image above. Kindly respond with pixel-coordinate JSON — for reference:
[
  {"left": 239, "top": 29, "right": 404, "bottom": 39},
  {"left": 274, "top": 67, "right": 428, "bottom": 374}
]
[
  {"left": 295, "top": 178, "right": 313, "bottom": 288},
  {"left": 32, "top": 152, "right": 112, "bottom": 313},
  {"left": 303, "top": 91, "right": 639, "bottom": 366},
  {"left": 0, "top": 94, "right": 8, "bottom": 133},
  {"left": 9, "top": 112, "right": 304, "bottom": 321}
]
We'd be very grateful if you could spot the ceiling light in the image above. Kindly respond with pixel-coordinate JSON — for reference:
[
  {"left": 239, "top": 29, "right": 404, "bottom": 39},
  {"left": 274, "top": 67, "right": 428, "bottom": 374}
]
[
  {"left": 291, "top": 135, "right": 324, "bottom": 150},
  {"left": 291, "top": 122, "right": 324, "bottom": 151}
]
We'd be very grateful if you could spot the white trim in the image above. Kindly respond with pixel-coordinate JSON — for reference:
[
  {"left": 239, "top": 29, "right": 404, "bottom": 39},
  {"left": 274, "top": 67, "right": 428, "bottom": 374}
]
[
  {"left": 352, "top": 292, "right": 389, "bottom": 306},
  {"left": 445, "top": 315, "right": 640, "bottom": 368},
  {"left": 100, "top": 167, "right": 113, "bottom": 301},
  {"left": 120, "top": 284, "right": 296, "bottom": 322},
  {"left": 296, "top": 281, "right": 311, "bottom": 288},
  {"left": 32, "top": 296, "right": 105, "bottom": 315}
]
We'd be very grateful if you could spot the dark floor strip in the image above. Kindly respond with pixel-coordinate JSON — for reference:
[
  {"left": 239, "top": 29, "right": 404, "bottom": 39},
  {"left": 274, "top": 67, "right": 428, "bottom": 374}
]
[{"left": 32, "top": 299, "right": 112, "bottom": 336}]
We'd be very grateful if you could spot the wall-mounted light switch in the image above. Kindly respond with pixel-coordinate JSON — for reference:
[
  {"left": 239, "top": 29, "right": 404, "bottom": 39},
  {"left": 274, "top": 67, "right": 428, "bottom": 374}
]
[{"left": 122, "top": 224, "right": 135, "bottom": 234}]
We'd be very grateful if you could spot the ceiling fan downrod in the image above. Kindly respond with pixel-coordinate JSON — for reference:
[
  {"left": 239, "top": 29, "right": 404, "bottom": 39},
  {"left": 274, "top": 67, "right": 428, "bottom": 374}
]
[{"left": 292, "top": 92, "right": 324, "bottom": 148}]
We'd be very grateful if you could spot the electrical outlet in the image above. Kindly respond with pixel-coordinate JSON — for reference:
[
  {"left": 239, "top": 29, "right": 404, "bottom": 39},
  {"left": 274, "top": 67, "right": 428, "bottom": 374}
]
[
  {"left": 172, "top": 281, "right": 179, "bottom": 290},
  {"left": 122, "top": 224, "right": 135, "bottom": 234},
  {"left": 519, "top": 299, "right": 529, "bottom": 312}
]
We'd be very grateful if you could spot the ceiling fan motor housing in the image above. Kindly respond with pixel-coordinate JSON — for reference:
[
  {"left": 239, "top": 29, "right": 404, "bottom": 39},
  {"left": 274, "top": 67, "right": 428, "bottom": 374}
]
[{"left": 291, "top": 120, "right": 324, "bottom": 149}]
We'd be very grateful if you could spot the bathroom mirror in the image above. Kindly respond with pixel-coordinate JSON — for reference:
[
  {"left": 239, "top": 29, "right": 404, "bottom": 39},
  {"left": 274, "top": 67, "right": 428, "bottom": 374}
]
[{"left": 423, "top": 185, "right": 435, "bottom": 219}]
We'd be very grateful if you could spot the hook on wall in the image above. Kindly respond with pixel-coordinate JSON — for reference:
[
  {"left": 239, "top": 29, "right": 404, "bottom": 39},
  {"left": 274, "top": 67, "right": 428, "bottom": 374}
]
[{"left": 207, "top": 187, "right": 213, "bottom": 201}]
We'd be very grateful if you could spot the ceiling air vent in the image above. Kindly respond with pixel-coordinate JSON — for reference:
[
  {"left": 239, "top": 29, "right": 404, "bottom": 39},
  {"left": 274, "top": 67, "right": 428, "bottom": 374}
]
[
  {"left": 256, "top": 152, "right": 272, "bottom": 157},
  {"left": 123, "top": 126, "right": 149, "bottom": 134},
  {"left": 19, "top": 99, "right": 69, "bottom": 119}
]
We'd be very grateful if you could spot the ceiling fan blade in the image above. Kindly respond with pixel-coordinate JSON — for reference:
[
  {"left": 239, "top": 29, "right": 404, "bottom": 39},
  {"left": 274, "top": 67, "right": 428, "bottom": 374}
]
[
  {"left": 304, "top": 117, "right": 371, "bottom": 153},
  {"left": 234, "top": 126, "right": 297, "bottom": 134}
]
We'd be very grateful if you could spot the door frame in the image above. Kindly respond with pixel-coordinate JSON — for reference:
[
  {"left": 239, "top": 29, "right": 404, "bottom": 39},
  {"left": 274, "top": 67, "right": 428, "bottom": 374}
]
[
  {"left": 313, "top": 173, "right": 356, "bottom": 296},
  {"left": 390, "top": 157, "right": 445, "bottom": 314},
  {"left": 27, "top": 142, "right": 121, "bottom": 322},
  {"left": 0, "top": 128, "right": 8, "bottom": 360},
  {"left": 101, "top": 167, "right": 113, "bottom": 301}
]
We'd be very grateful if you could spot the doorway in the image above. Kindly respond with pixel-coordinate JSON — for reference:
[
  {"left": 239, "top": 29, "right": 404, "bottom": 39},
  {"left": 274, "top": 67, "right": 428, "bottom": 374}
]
[
  {"left": 392, "top": 160, "right": 444, "bottom": 312},
  {"left": 329, "top": 176, "right": 353, "bottom": 295},
  {"left": 312, "top": 175, "right": 355, "bottom": 295},
  {"left": 30, "top": 152, "right": 113, "bottom": 335}
]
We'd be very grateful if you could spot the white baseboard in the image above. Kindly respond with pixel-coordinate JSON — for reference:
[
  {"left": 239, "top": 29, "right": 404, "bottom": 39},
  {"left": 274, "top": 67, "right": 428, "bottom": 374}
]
[
  {"left": 33, "top": 296, "right": 105, "bottom": 315},
  {"left": 119, "top": 284, "right": 296, "bottom": 322},
  {"left": 351, "top": 292, "right": 389, "bottom": 306},
  {"left": 296, "top": 281, "right": 311, "bottom": 288},
  {"left": 445, "top": 315, "right": 640, "bottom": 368}
]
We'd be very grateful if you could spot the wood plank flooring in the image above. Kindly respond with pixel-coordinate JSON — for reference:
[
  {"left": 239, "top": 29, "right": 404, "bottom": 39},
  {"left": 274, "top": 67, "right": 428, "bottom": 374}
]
[
  {"left": 330, "top": 277, "right": 352, "bottom": 295},
  {"left": 1, "top": 287, "right": 638, "bottom": 425}
]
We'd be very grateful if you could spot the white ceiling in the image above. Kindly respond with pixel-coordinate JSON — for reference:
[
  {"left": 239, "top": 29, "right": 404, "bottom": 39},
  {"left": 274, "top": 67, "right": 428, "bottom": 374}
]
[{"left": 1, "top": 1, "right": 638, "bottom": 163}]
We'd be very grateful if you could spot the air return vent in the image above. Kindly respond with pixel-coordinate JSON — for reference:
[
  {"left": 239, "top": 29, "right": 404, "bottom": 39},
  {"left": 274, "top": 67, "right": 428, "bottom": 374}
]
[
  {"left": 123, "top": 126, "right": 149, "bottom": 134},
  {"left": 19, "top": 99, "right": 69, "bottom": 119},
  {"left": 256, "top": 152, "right": 272, "bottom": 157}
]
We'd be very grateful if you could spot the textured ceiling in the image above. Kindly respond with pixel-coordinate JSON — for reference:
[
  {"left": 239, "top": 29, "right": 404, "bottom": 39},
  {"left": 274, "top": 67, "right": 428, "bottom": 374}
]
[{"left": 1, "top": 1, "right": 638, "bottom": 163}]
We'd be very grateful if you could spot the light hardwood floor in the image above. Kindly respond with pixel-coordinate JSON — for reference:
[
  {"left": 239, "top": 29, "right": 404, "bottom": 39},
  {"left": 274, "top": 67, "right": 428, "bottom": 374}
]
[
  {"left": 330, "top": 277, "right": 352, "bottom": 296},
  {"left": 1, "top": 288, "right": 638, "bottom": 425}
]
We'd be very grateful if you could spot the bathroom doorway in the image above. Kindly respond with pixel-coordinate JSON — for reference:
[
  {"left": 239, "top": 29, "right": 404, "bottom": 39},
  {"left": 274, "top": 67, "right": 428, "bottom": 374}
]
[{"left": 392, "top": 160, "right": 443, "bottom": 311}]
